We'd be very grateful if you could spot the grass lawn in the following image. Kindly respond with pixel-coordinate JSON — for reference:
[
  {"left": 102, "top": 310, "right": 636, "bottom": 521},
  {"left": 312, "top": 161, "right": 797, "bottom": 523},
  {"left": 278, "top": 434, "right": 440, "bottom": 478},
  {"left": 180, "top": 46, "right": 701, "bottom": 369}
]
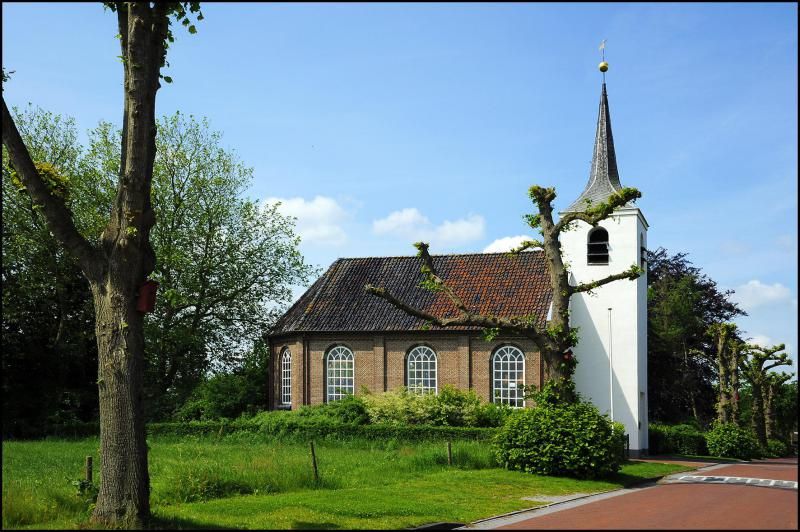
[{"left": 2, "top": 435, "right": 692, "bottom": 530}]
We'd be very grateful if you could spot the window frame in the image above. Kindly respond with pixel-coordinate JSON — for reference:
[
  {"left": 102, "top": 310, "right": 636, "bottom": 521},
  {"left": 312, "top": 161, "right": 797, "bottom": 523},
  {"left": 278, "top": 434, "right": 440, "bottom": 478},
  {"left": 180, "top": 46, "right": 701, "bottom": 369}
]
[
  {"left": 406, "top": 345, "right": 438, "bottom": 395},
  {"left": 325, "top": 345, "right": 355, "bottom": 402},
  {"left": 280, "top": 348, "right": 292, "bottom": 406},
  {"left": 491, "top": 345, "right": 526, "bottom": 408},
  {"left": 587, "top": 227, "right": 610, "bottom": 265}
]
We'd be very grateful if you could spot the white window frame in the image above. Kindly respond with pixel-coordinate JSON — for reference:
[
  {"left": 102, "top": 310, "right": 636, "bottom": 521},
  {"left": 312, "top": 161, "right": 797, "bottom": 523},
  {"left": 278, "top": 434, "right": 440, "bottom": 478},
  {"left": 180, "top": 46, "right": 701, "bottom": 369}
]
[
  {"left": 280, "top": 348, "right": 292, "bottom": 406},
  {"left": 407, "top": 345, "right": 438, "bottom": 395},
  {"left": 492, "top": 345, "right": 525, "bottom": 407},
  {"left": 326, "top": 345, "right": 354, "bottom": 402}
]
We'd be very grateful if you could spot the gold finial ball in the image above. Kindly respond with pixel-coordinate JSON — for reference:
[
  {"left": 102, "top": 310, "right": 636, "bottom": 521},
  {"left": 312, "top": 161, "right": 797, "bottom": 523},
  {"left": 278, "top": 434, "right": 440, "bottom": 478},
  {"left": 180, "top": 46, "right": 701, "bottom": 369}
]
[{"left": 598, "top": 61, "right": 609, "bottom": 72}]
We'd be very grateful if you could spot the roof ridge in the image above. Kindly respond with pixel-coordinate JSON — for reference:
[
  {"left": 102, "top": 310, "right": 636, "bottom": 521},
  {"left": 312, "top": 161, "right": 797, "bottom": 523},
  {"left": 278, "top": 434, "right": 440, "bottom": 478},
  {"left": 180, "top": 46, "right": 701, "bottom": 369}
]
[{"left": 331, "top": 249, "right": 544, "bottom": 261}]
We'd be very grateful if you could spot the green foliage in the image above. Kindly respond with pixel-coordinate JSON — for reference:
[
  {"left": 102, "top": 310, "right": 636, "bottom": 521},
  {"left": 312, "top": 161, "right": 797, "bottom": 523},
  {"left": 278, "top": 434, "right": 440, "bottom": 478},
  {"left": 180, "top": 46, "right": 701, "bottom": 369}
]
[
  {"left": 296, "top": 395, "right": 370, "bottom": 425},
  {"left": 360, "top": 386, "right": 511, "bottom": 428},
  {"left": 493, "top": 399, "right": 623, "bottom": 479},
  {"left": 2, "top": 106, "right": 101, "bottom": 438},
  {"left": 648, "top": 423, "right": 708, "bottom": 455},
  {"left": 70, "top": 478, "right": 98, "bottom": 505},
  {"left": 646, "top": 248, "right": 744, "bottom": 425},
  {"left": 766, "top": 438, "right": 788, "bottom": 458},
  {"left": 705, "top": 422, "right": 761, "bottom": 460},
  {"left": 175, "top": 344, "right": 269, "bottom": 421}
]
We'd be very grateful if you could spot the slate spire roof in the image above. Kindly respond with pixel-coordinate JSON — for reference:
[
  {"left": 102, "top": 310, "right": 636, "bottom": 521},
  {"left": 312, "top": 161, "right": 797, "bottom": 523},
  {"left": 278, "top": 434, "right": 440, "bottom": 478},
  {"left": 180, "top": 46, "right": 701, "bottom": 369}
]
[
  {"left": 565, "top": 82, "right": 626, "bottom": 212},
  {"left": 270, "top": 252, "right": 553, "bottom": 336}
]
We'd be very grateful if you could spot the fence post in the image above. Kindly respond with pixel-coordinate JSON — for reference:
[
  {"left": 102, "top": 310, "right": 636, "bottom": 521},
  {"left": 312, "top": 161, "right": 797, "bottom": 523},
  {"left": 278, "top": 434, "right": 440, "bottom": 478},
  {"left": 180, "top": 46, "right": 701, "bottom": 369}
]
[
  {"left": 85, "top": 456, "right": 93, "bottom": 484},
  {"left": 310, "top": 441, "right": 319, "bottom": 482},
  {"left": 447, "top": 441, "right": 452, "bottom": 466}
]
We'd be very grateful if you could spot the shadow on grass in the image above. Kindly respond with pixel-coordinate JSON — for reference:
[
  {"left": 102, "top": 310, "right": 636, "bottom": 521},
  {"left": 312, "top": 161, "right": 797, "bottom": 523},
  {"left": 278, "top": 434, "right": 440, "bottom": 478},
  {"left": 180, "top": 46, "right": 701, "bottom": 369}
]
[
  {"left": 149, "top": 515, "right": 242, "bottom": 530},
  {"left": 289, "top": 521, "right": 340, "bottom": 530}
]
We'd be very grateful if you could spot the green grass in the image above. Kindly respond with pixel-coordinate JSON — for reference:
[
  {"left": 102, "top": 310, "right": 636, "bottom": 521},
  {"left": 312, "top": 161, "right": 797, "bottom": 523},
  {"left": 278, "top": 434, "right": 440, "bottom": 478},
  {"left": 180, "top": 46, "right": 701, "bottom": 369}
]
[{"left": 3, "top": 436, "right": 692, "bottom": 530}]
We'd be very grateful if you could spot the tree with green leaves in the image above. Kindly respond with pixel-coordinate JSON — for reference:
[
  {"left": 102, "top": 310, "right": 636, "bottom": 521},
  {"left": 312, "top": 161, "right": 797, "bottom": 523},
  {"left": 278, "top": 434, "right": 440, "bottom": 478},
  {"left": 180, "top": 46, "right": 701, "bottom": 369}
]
[
  {"left": 709, "top": 322, "right": 746, "bottom": 425},
  {"left": 2, "top": 107, "right": 105, "bottom": 436},
  {"left": 86, "top": 112, "right": 315, "bottom": 418},
  {"left": 764, "top": 371, "right": 794, "bottom": 441},
  {"left": 2, "top": 3, "right": 204, "bottom": 526},
  {"left": 366, "top": 185, "right": 643, "bottom": 400},
  {"left": 646, "top": 248, "right": 744, "bottom": 425},
  {"left": 739, "top": 342, "right": 792, "bottom": 446}
]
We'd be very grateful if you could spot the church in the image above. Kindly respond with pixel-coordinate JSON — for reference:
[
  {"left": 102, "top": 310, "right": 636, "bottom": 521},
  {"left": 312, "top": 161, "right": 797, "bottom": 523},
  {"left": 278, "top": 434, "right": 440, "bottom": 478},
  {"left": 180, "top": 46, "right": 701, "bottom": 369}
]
[{"left": 268, "top": 76, "right": 649, "bottom": 455}]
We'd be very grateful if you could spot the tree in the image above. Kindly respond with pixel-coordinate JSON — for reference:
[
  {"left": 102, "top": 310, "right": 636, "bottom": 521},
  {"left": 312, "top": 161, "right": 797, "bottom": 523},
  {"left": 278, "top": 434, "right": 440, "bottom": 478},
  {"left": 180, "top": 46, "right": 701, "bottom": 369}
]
[
  {"left": 646, "top": 248, "right": 744, "bottom": 425},
  {"left": 2, "top": 107, "right": 104, "bottom": 436},
  {"left": 86, "top": 112, "right": 315, "bottom": 419},
  {"left": 739, "top": 342, "right": 792, "bottom": 446},
  {"left": 2, "top": 3, "right": 203, "bottom": 526},
  {"left": 764, "top": 371, "right": 794, "bottom": 440},
  {"left": 366, "top": 185, "right": 643, "bottom": 400},
  {"left": 709, "top": 322, "right": 746, "bottom": 424}
]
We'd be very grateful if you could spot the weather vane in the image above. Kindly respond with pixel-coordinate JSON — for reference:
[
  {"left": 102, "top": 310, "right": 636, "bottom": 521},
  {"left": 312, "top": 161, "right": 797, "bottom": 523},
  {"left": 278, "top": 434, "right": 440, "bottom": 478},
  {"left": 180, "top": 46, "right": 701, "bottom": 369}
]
[{"left": 598, "top": 39, "right": 609, "bottom": 81}]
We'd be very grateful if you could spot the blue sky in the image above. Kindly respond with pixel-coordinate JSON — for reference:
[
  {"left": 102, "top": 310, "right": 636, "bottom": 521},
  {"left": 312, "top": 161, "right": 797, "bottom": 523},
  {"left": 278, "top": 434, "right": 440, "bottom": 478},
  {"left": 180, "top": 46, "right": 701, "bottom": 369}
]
[{"left": 3, "top": 2, "right": 797, "bottom": 369}]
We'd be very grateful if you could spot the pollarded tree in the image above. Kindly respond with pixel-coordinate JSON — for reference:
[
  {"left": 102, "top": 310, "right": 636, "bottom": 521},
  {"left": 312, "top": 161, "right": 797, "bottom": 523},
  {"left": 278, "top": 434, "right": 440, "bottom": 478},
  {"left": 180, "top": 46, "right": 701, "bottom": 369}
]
[
  {"left": 2, "top": 3, "right": 203, "bottom": 527},
  {"left": 709, "top": 322, "right": 746, "bottom": 424},
  {"left": 763, "top": 371, "right": 794, "bottom": 441},
  {"left": 366, "top": 185, "right": 643, "bottom": 401},
  {"left": 739, "top": 342, "right": 792, "bottom": 446}
]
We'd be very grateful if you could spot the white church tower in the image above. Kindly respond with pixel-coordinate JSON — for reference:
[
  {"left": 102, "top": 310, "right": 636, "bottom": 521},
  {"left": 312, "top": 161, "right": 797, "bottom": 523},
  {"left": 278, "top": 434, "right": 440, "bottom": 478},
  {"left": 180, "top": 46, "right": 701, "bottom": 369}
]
[{"left": 559, "top": 79, "right": 649, "bottom": 455}]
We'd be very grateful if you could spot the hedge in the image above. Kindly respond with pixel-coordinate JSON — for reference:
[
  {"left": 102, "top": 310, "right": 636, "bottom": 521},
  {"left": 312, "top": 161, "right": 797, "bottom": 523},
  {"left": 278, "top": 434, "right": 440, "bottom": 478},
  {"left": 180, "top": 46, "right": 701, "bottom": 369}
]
[
  {"left": 15, "top": 419, "right": 496, "bottom": 442},
  {"left": 648, "top": 423, "right": 708, "bottom": 456}
]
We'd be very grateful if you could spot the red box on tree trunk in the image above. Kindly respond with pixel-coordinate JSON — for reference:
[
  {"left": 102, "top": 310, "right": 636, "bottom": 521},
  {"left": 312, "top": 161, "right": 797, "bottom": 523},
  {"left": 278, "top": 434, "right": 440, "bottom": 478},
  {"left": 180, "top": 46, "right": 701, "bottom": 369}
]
[{"left": 137, "top": 280, "right": 159, "bottom": 313}]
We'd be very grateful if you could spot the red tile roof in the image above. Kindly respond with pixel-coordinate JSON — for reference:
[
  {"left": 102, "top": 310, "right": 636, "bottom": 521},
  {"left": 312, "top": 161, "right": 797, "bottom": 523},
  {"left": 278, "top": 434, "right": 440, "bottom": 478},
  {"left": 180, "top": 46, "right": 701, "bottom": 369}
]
[{"left": 270, "top": 251, "right": 552, "bottom": 335}]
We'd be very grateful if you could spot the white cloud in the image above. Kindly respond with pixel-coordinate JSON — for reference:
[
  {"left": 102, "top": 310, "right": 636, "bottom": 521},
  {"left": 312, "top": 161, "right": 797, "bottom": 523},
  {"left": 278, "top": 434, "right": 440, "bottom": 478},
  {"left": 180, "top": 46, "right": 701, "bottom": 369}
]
[
  {"left": 265, "top": 195, "right": 348, "bottom": 246},
  {"left": 731, "top": 280, "right": 793, "bottom": 310},
  {"left": 483, "top": 235, "right": 537, "bottom": 253},
  {"left": 372, "top": 208, "right": 484, "bottom": 248}
]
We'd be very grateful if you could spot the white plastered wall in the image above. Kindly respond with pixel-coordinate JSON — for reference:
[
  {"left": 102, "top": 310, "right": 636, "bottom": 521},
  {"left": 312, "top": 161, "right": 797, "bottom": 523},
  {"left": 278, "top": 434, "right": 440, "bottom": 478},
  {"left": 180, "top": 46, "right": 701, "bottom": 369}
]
[{"left": 559, "top": 207, "right": 649, "bottom": 452}]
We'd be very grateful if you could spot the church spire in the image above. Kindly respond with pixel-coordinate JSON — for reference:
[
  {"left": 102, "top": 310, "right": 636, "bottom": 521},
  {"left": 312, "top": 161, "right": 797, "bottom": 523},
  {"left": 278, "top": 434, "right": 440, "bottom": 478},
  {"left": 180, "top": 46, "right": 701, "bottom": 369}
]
[{"left": 565, "top": 78, "right": 625, "bottom": 213}]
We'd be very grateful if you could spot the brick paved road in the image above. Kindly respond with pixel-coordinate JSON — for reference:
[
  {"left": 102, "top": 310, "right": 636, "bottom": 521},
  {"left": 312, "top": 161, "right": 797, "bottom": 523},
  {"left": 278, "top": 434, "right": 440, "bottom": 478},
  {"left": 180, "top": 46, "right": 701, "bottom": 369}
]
[{"left": 474, "top": 458, "right": 798, "bottom": 530}]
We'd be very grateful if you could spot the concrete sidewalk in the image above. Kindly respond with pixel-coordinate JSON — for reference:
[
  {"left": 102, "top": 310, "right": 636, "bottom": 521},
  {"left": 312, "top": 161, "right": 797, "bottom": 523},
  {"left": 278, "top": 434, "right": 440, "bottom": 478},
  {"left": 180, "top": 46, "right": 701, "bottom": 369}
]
[{"left": 461, "top": 457, "right": 798, "bottom": 530}]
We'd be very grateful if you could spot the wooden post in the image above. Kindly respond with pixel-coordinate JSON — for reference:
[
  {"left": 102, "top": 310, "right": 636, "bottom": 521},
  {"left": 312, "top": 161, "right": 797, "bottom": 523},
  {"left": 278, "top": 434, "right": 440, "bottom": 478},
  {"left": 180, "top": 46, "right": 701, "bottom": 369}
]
[
  {"left": 310, "top": 441, "right": 319, "bottom": 482},
  {"left": 447, "top": 441, "right": 452, "bottom": 466},
  {"left": 85, "top": 456, "right": 93, "bottom": 483}
]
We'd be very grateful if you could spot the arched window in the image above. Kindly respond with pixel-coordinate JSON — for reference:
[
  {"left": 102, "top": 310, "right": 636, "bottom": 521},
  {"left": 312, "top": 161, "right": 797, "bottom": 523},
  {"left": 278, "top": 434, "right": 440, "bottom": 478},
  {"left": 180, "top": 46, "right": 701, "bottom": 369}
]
[
  {"left": 492, "top": 345, "right": 525, "bottom": 407},
  {"left": 587, "top": 227, "right": 609, "bottom": 264},
  {"left": 326, "top": 345, "right": 354, "bottom": 402},
  {"left": 280, "top": 348, "right": 292, "bottom": 406},
  {"left": 407, "top": 345, "right": 438, "bottom": 394}
]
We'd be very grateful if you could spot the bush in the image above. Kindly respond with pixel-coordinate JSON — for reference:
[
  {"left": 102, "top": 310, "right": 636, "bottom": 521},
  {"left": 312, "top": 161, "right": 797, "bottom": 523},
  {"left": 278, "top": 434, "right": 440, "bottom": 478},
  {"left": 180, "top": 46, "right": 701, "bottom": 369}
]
[
  {"left": 766, "top": 438, "right": 788, "bottom": 458},
  {"left": 361, "top": 385, "right": 510, "bottom": 428},
  {"left": 705, "top": 422, "right": 761, "bottom": 460},
  {"left": 649, "top": 423, "right": 708, "bottom": 456},
  {"left": 493, "top": 399, "right": 623, "bottom": 479},
  {"left": 296, "top": 394, "right": 369, "bottom": 425}
]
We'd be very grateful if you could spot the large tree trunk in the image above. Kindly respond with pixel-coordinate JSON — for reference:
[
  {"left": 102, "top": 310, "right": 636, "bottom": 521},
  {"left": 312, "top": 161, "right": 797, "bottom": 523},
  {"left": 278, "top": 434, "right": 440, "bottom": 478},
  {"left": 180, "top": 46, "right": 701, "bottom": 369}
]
[{"left": 90, "top": 283, "right": 150, "bottom": 527}]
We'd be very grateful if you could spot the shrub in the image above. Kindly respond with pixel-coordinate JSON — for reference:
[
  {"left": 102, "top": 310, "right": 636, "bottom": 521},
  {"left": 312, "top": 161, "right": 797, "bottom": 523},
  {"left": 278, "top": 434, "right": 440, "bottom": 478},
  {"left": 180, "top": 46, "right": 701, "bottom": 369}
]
[
  {"left": 296, "top": 394, "right": 369, "bottom": 425},
  {"left": 705, "top": 422, "right": 761, "bottom": 460},
  {"left": 493, "top": 399, "right": 623, "bottom": 479},
  {"left": 649, "top": 423, "right": 708, "bottom": 456},
  {"left": 361, "top": 386, "right": 510, "bottom": 428},
  {"left": 766, "top": 438, "right": 788, "bottom": 458}
]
